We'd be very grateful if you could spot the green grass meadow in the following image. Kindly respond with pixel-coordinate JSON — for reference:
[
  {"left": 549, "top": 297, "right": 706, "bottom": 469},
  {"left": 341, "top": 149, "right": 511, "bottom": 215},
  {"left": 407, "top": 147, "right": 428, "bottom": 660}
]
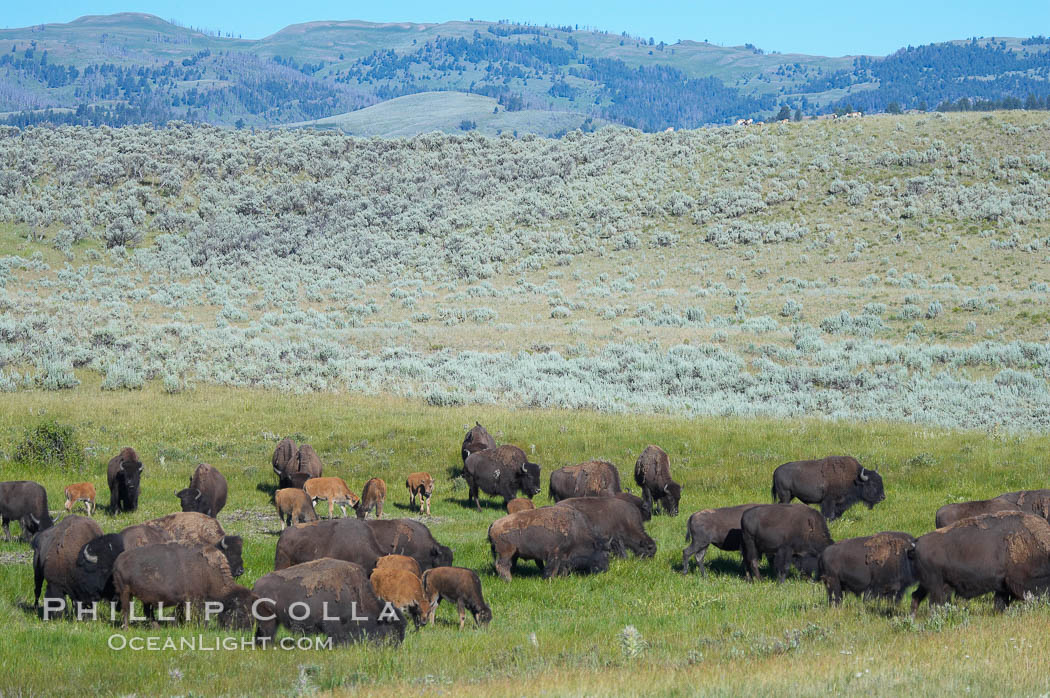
[{"left": 1, "top": 380, "right": 1049, "bottom": 696}]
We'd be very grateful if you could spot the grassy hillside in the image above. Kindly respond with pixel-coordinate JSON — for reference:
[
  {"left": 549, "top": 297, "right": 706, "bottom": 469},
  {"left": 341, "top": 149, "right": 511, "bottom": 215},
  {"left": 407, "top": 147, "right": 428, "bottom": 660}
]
[
  {"left": 1, "top": 13, "right": 1047, "bottom": 131},
  {"left": 287, "top": 91, "right": 600, "bottom": 137},
  {"left": 1, "top": 111, "right": 1048, "bottom": 431},
  {"left": 1, "top": 384, "right": 1049, "bottom": 695}
]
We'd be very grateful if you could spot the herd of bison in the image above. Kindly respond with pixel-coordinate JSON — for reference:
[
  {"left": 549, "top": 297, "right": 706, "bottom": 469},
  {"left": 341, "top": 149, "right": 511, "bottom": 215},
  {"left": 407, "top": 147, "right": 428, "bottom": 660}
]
[{"left": 2, "top": 420, "right": 1050, "bottom": 647}]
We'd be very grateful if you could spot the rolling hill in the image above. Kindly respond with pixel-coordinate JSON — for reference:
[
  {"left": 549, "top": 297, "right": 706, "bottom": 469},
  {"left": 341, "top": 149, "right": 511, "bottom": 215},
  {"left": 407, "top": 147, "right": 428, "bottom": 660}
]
[{"left": 1, "top": 13, "right": 1049, "bottom": 132}]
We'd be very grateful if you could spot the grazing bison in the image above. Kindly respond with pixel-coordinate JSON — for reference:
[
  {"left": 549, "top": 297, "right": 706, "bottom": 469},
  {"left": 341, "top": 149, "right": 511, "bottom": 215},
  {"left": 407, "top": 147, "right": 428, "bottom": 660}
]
[
  {"left": 556, "top": 496, "right": 656, "bottom": 558},
  {"left": 293, "top": 444, "right": 324, "bottom": 480},
  {"left": 0, "top": 480, "right": 53, "bottom": 541},
  {"left": 64, "top": 483, "right": 96, "bottom": 516},
  {"left": 999, "top": 489, "right": 1050, "bottom": 520},
  {"left": 364, "top": 519, "right": 454, "bottom": 571},
  {"left": 681, "top": 504, "right": 761, "bottom": 575},
  {"left": 135, "top": 512, "right": 244, "bottom": 576},
  {"left": 464, "top": 445, "right": 542, "bottom": 511},
  {"left": 271, "top": 437, "right": 297, "bottom": 482},
  {"left": 273, "top": 518, "right": 386, "bottom": 573},
  {"left": 461, "top": 422, "right": 497, "bottom": 463},
  {"left": 406, "top": 472, "right": 435, "bottom": 515},
  {"left": 303, "top": 477, "right": 359, "bottom": 519},
  {"left": 107, "top": 447, "right": 144, "bottom": 513},
  {"left": 376, "top": 554, "right": 423, "bottom": 578},
  {"left": 274, "top": 488, "right": 320, "bottom": 529},
  {"left": 549, "top": 460, "right": 622, "bottom": 501},
  {"left": 252, "top": 559, "right": 405, "bottom": 646},
  {"left": 370, "top": 567, "right": 431, "bottom": 627},
  {"left": 634, "top": 446, "right": 681, "bottom": 516},
  {"left": 819, "top": 531, "right": 918, "bottom": 606},
  {"left": 176, "top": 463, "right": 228, "bottom": 518},
  {"left": 32, "top": 515, "right": 104, "bottom": 610},
  {"left": 73, "top": 533, "right": 126, "bottom": 602},
  {"left": 506, "top": 498, "right": 535, "bottom": 514},
  {"left": 356, "top": 478, "right": 387, "bottom": 519},
  {"left": 487, "top": 506, "right": 609, "bottom": 581},
  {"left": 772, "top": 456, "right": 884, "bottom": 521},
  {"left": 935, "top": 497, "right": 1019, "bottom": 528},
  {"left": 422, "top": 566, "right": 492, "bottom": 629},
  {"left": 911, "top": 511, "right": 1050, "bottom": 612},
  {"left": 741, "top": 503, "right": 833, "bottom": 583},
  {"left": 113, "top": 542, "right": 253, "bottom": 628}
]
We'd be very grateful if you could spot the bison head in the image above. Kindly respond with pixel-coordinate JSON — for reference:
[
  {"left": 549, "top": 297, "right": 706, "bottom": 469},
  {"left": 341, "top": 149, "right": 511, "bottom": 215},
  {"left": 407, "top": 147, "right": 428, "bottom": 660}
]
[
  {"left": 475, "top": 603, "right": 493, "bottom": 626},
  {"left": 120, "top": 459, "right": 144, "bottom": 509},
  {"left": 74, "top": 533, "right": 125, "bottom": 602},
  {"left": 430, "top": 543, "right": 454, "bottom": 569},
  {"left": 855, "top": 468, "right": 885, "bottom": 508},
  {"left": 20, "top": 511, "right": 52, "bottom": 539},
  {"left": 218, "top": 535, "right": 245, "bottom": 577},
  {"left": 517, "top": 461, "right": 542, "bottom": 498},
  {"left": 175, "top": 487, "right": 207, "bottom": 514},
  {"left": 217, "top": 587, "right": 258, "bottom": 631},
  {"left": 658, "top": 481, "right": 681, "bottom": 516}
]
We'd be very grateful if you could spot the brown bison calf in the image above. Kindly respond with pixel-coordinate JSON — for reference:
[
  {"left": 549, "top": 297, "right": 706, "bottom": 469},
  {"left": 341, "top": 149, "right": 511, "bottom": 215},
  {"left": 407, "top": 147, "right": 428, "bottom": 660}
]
[
  {"left": 422, "top": 566, "right": 492, "bottom": 629},
  {"left": 376, "top": 554, "right": 422, "bottom": 578},
  {"left": 819, "top": 531, "right": 918, "bottom": 606},
  {"left": 303, "top": 477, "right": 359, "bottom": 519},
  {"left": 406, "top": 472, "right": 435, "bottom": 515},
  {"left": 506, "top": 498, "right": 535, "bottom": 514},
  {"left": 64, "top": 483, "right": 96, "bottom": 516},
  {"left": 369, "top": 567, "right": 431, "bottom": 627},
  {"left": 274, "top": 488, "right": 320, "bottom": 529},
  {"left": 682, "top": 504, "right": 761, "bottom": 575},
  {"left": 356, "top": 478, "right": 387, "bottom": 519}
]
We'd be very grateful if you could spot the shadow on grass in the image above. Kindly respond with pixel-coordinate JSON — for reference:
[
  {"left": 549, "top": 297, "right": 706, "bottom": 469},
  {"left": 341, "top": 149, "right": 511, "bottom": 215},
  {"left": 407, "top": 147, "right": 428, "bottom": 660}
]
[
  {"left": 447, "top": 496, "right": 507, "bottom": 512},
  {"left": 255, "top": 482, "right": 277, "bottom": 498}
]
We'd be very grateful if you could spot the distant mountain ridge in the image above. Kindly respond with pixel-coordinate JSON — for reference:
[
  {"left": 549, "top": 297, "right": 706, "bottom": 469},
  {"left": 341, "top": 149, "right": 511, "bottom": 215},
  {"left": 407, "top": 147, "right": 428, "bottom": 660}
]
[{"left": 1, "top": 13, "right": 1048, "bottom": 133}]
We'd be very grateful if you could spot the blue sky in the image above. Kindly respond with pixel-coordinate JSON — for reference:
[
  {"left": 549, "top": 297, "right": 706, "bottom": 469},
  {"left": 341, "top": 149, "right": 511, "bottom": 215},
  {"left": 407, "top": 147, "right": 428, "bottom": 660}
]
[{"left": 8, "top": 1, "right": 1050, "bottom": 56}]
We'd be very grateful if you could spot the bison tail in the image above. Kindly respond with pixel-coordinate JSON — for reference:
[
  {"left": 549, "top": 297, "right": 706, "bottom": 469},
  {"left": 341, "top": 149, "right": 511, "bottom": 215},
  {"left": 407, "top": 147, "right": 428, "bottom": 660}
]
[{"left": 771, "top": 483, "right": 777, "bottom": 503}]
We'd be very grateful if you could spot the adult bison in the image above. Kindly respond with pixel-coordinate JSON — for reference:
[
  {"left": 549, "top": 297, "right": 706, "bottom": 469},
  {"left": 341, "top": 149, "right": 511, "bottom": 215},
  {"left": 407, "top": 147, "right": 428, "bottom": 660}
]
[
  {"left": 819, "top": 531, "right": 918, "bottom": 606},
  {"left": 741, "top": 503, "right": 833, "bottom": 583},
  {"left": 772, "top": 455, "right": 884, "bottom": 521},
  {"left": 175, "top": 463, "right": 228, "bottom": 518},
  {"left": 461, "top": 422, "right": 497, "bottom": 463},
  {"left": 132, "top": 512, "right": 244, "bottom": 576},
  {"left": 487, "top": 506, "right": 609, "bottom": 581},
  {"left": 0, "top": 480, "right": 53, "bottom": 541},
  {"left": 634, "top": 446, "right": 681, "bottom": 516},
  {"left": 556, "top": 497, "right": 656, "bottom": 558},
  {"left": 935, "top": 497, "right": 1019, "bottom": 528},
  {"left": 549, "top": 460, "right": 622, "bottom": 501},
  {"left": 273, "top": 518, "right": 386, "bottom": 573},
  {"left": 252, "top": 559, "right": 405, "bottom": 646},
  {"left": 464, "top": 445, "right": 541, "bottom": 511},
  {"left": 681, "top": 504, "right": 760, "bottom": 575},
  {"left": 999, "top": 489, "right": 1050, "bottom": 520},
  {"left": 364, "top": 519, "right": 453, "bottom": 571},
  {"left": 911, "top": 511, "right": 1050, "bottom": 612},
  {"left": 271, "top": 437, "right": 297, "bottom": 482},
  {"left": 32, "top": 515, "right": 103, "bottom": 611},
  {"left": 112, "top": 542, "right": 253, "bottom": 628},
  {"left": 107, "top": 447, "right": 144, "bottom": 513},
  {"left": 73, "top": 532, "right": 126, "bottom": 602}
]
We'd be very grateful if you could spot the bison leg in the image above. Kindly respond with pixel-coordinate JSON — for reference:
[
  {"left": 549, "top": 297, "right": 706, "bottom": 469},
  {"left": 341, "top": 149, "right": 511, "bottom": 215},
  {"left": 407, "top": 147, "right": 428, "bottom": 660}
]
[
  {"left": 741, "top": 533, "right": 761, "bottom": 582},
  {"left": 682, "top": 538, "right": 708, "bottom": 575},
  {"left": 33, "top": 563, "right": 43, "bottom": 608},
  {"left": 376, "top": 499, "right": 383, "bottom": 519},
  {"left": 994, "top": 591, "right": 1014, "bottom": 612},
  {"left": 773, "top": 547, "right": 791, "bottom": 583},
  {"left": 120, "top": 589, "right": 132, "bottom": 629},
  {"left": 1, "top": 517, "right": 9, "bottom": 541},
  {"left": 820, "top": 499, "right": 839, "bottom": 521},
  {"left": 328, "top": 499, "right": 334, "bottom": 520},
  {"left": 494, "top": 557, "right": 513, "bottom": 582},
  {"left": 457, "top": 600, "right": 467, "bottom": 630},
  {"left": 824, "top": 576, "right": 843, "bottom": 606}
]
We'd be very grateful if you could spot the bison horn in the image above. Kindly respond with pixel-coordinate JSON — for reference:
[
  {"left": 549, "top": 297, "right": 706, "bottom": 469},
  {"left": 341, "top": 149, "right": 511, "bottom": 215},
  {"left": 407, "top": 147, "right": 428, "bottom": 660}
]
[
  {"left": 663, "top": 484, "right": 670, "bottom": 494},
  {"left": 138, "top": 465, "right": 144, "bottom": 472},
  {"left": 219, "top": 537, "right": 228, "bottom": 551},
  {"left": 173, "top": 489, "right": 179, "bottom": 496},
  {"left": 83, "top": 548, "right": 98, "bottom": 564},
  {"left": 859, "top": 469, "right": 869, "bottom": 482},
  {"left": 194, "top": 490, "right": 202, "bottom": 500},
  {"left": 29, "top": 513, "right": 40, "bottom": 525},
  {"left": 521, "top": 463, "right": 527, "bottom": 473}
]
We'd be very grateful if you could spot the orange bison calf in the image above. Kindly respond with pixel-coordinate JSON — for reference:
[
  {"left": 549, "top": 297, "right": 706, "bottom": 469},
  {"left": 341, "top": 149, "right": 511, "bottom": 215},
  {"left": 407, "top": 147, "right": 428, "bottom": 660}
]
[
  {"left": 356, "top": 478, "right": 387, "bottom": 519},
  {"left": 64, "top": 483, "right": 96, "bottom": 516},
  {"left": 405, "top": 472, "right": 435, "bottom": 515},
  {"left": 303, "top": 477, "right": 359, "bottom": 519},
  {"left": 273, "top": 488, "right": 319, "bottom": 529},
  {"left": 369, "top": 567, "right": 430, "bottom": 627},
  {"left": 375, "top": 554, "right": 422, "bottom": 578}
]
